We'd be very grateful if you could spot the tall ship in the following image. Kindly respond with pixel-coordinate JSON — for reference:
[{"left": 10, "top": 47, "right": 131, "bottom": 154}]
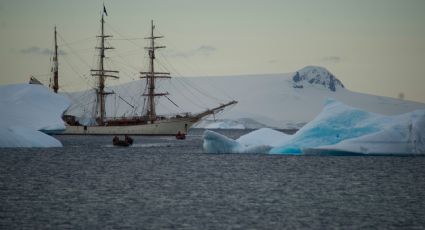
[{"left": 50, "top": 9, "right": 236, "bottom": 135}]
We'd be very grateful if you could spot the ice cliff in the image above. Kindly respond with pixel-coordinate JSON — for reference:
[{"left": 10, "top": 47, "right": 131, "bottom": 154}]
[
  {"left": 203, "top": 99, "right": 425, "bottom": 155},
  {"left": 0, "top": 84, "right": 70, "bottom": 147}
]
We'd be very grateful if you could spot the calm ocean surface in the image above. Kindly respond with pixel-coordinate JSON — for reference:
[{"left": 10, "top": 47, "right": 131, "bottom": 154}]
[{"left": 1, "top": 129, "right": 424, "bottom": 229}]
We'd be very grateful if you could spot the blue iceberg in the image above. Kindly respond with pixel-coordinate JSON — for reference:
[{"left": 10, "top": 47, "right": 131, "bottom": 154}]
[{"left": 203, "top": 99, "right": 425, "bottom": 155}]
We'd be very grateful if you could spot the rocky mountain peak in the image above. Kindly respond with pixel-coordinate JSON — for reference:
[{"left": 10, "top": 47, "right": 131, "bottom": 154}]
[{"left": 292, "top": 66, "right": 344, "bottom": 92}]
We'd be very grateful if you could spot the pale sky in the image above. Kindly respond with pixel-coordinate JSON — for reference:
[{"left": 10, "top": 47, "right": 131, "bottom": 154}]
[{"left": 1, "top": 0, "right": 425, "bottom": 102}]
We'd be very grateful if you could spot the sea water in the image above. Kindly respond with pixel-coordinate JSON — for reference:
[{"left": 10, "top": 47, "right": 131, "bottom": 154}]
[{"left": 1, "top": 129, "right": 424, "bottom": 229}]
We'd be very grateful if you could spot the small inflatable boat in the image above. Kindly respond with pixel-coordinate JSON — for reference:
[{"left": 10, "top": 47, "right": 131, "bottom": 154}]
[
  {"left": 175, "top": 132, "right": 186, "bottom": 140},
  {"left": 113, "top": 135, "right": 133, "bottom": 147}
]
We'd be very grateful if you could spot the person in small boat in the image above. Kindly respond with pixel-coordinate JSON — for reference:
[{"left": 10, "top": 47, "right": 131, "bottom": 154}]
[
  {"left": 113, "top": 135, "right": 132, "bottom": 146},
  {"left": 176, "top": 131, "right": 186, "bottom": 140},
  {"left": 124, "top": 135, "right": 133, "bottom": 145},
  {"left": 113, "top": 135, "right": 119, "bottom": 145}
]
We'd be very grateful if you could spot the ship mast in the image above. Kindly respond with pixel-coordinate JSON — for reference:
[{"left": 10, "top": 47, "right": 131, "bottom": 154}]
[
  {"left": 91, "top": 13, "right": 119, "bottom": 125},
  {"left": 51, "top": 26, "right": 59, "bottom": 93},
  {"left": 141, "top": 20, "right": 170, "bottom": 123}
]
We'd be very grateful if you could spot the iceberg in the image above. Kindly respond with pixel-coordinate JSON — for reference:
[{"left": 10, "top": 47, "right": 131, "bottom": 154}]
[
  {"left": 203, "top": 128, "right": 287, "bottom": 154},
  {"left": 0, "top": 84, "right": 70, "bottom": 147},
  {"left": 303, "top": 109, "right": 425, "bottom": 155},
  {"left": 0, "top": 126, "right": 63, "bottom": 148},
  {"left": 203, "top": 99, "right": 425, "bottom": 155},
  {"left": 237, "top": 128, "right": 291, "bottom": 147}
]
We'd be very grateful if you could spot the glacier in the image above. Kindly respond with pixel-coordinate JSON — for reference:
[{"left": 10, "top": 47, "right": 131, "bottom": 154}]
[
  {"left": 0, "top": 84, "right": 70, "bottom": 147},
  {"left": 203, "top": 99, "right": 425, "bottom": 155},
  {"left": 63, "top": 66, "right": 425, "bottom": 130}
]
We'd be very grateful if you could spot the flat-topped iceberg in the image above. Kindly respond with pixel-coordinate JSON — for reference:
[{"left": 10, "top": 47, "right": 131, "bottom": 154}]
[
  {"left": 203, "top": 99, "right": 425, "bottom": 155},
  {"left": 0, "top": 84, "right": 70, "bottom": 147}
]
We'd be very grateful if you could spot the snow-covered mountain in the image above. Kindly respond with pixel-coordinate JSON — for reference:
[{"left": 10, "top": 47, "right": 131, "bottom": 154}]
[{"left": 64, "top": 66, "right": 425, "bottom": 129}]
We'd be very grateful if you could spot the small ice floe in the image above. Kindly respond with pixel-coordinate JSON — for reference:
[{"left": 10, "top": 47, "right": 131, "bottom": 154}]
[{"left": 203, "top": 99, "right": 425, "bottom": 155}]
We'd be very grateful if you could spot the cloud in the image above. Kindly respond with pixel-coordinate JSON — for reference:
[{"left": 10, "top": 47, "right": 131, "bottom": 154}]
[
  {"left": 320, "top": 56, "right": 342, "bottom": 63},
  {"left": 166, "top": 45, "right": 216, "bottom": 58},
  {"left": 195, "top": 45, "right": 216, "bottom": 56},
  {"left": 20, "top": 46, "right": 67, "bottom": 56}
]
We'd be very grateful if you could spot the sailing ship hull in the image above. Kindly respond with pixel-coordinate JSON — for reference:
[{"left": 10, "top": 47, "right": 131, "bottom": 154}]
[{"left": 61, "top": 118, "right": 198, "bottom": 135}]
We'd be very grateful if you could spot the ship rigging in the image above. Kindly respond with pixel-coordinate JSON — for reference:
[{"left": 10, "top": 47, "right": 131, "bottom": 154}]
[{"left": 44, "top": 7, "right": 237, "bottom": 135}]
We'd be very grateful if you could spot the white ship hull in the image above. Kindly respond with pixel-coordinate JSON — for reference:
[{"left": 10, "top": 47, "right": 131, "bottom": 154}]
[{"left": 61, "top": 118, "right": 198, "bottom": 135}]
